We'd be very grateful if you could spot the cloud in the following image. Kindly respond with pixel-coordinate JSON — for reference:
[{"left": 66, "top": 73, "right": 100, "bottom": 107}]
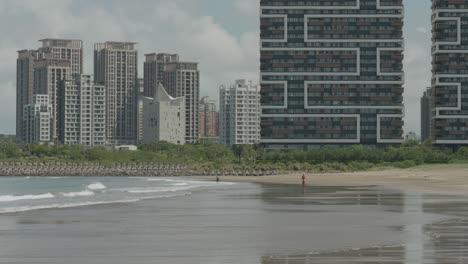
[
  {"left": 234, "top": 0, "right": 259, "bottom": 17},
  {"left": 0, "top": 0, "right": 259, "bottom": 134}
]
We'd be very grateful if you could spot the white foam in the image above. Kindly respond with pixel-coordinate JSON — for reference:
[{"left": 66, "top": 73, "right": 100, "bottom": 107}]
[
  {"left": 0, "top": 193, "right": 55, "bottom": 202},
  {"left": 61, "top": 190, "right": 95, "bottom": 197},
  {"left": 0, "top": 193, "right": 192, "bottom": 214},
  {"left": 87, "top": 182, "right": 107, "bottom": 190}
]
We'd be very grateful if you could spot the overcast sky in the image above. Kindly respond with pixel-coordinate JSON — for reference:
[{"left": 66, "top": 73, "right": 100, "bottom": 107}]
[{"left": 0, "top": 0, "right": 431, "bottom": 136}]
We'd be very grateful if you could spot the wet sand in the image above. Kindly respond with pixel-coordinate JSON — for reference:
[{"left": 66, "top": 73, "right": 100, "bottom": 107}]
[{"left": 197, "top": 164, "right": 468, "bottom": 195}]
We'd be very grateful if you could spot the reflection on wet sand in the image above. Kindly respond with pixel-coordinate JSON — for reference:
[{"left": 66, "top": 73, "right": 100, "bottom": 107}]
[{"left": 261, "top": 186, "right": 468, "bottom": 264}]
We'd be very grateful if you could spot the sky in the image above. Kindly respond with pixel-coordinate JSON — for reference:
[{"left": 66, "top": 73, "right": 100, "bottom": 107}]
[{"left": 0, "top": 0, "right": 431, "bottom": 136}]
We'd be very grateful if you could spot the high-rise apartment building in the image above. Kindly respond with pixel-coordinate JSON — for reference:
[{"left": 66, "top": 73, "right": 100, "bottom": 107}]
[
  {"left": 143, "top": 53, "right": 179, "bottom": 98},
  {"left": 23, "top": 94, "right": 52, "bottom": 144},
  {"left": 199, "top": 96, "right": 218, "bottom": 140},
  {"left": 38, "top": 39, "right": 83, "bottom": 75},
  {"left": 137, "top": 78, "right": 145, "bottom": 143},
  {"left": 144, "top": 53, "right": 200, "bottom": 144},
  {"left": 421, "top": 87, "right": 432, "bottom": 142},
  {"left": 33, "top": 58, "right": 71, "bottom": 140},
  {"left": 16, "top": 39, "right": 83, "bottom": 143},
  {"left": 219, "top": 80, "right": 260, "bottom": 146},
  {"left": 142, "top": 84, "right": 186, "bottom": 145},
  {"left": 16, "top": 50, "right": 39, "bottom": 142},
  {"left": 260, "top": 0, "right": 405, "bottom": 149},
  {"left": 58, "top": 75, "right": 106, "bottom": 146},
  {"left": 94, "top": 42, "right": 138, "bottom": 144},
  {"left": 431, "top": 0, "right": 468, "bottom": 146}
]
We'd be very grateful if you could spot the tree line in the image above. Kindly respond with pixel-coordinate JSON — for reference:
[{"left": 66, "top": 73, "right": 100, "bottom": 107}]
[{"left": 0, "top": 140, "right": 466, "bottom": 172}]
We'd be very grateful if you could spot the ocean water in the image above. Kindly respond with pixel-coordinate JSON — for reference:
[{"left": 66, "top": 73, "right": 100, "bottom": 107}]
[
  {"left": 0, "top": 177, "right": 467, "bottom": 263},
  {"left": 0, "top": 177, "right": 229, "bottom": 214}
]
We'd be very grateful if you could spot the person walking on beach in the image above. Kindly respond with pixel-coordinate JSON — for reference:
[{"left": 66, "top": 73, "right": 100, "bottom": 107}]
[{"left": 302, "top": 174, "right": 306, "bottom": 187}]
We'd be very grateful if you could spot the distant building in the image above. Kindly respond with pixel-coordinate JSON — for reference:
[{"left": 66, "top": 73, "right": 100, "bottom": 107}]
[
  {"left": 421, "top": 87, "right": 432, "bottom": 142},
  {"left": 94, "top": 42, "right": 138, "bottom": 144},
  {"left": 115, "top": 145, "right": 138, "bottom": 151},
  {"left": 16, "top": 50, "right": 40, "bottom": 142},
  {"left": 431, "top": 2, "right": 468, "bottom": 146},
  {"left": 405, "top": 132, "right": 419, "bottom": 142},
  {"left": 58, "top": 75, "right": 106, "bottom": 147},
  {"left": 38, "top": 39, "right": 83, "bottom": 75},
  {"left": 260, "top": 1, "right": 405, "bottom": 149},
  {"left": 143, "top": 53, "right": 179, "bottom": 98},
  {"left": 16, "top": 39, "right": 83, "bottom": 143},
  {"left": 23, "top": 94, "right": 53, "bottom": 144},
  {"left": 144, "top": 53, "right": 200, "bottom": 144},
  {"left": 219, "top": 80, "right": 260, "bottom": 146},
  {"left": 199, "top": 96, "right": 219, "bottom": 141},
  {"left": 137, "top": 78, "right": 145, "bottom": 143},
  {"left": 142, "top": 84, "right": 185, "bottom": 145},
  {"left": 33, "top": 58, "right": 71, "bottom": 140}
]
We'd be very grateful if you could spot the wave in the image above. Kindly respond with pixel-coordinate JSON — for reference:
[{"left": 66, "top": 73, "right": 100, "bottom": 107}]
[
  {"left": 0, "top": 193, "right": 55, "bottom": 202},
  {"left": 0, "top": 193, "right": 192, "bottom": 214},
  {"left": 61, "top": 190, "right": 95, "bottom": 197},
  {"left": 87, "top": 182, "right": 107, "bottom": 190}
]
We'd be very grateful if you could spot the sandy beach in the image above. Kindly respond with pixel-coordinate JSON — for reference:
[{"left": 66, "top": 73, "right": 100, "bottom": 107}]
[{"left": 197, "top": 164, "right": 468, "bottom": 195}]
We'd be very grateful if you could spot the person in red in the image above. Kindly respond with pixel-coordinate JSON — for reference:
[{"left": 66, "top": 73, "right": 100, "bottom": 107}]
[{"left": 301, "top": 174, "right": 306, "bottom": 187}]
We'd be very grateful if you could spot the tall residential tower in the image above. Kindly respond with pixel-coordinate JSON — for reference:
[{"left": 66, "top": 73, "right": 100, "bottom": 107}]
[
  {"left": 94, "top": 42, "right": 138, "bottom": 144},
  {"left": 144, "top": 54, "right": 200, "bottom": 144},
  {"left": 431, "top": 0, "right": 468, "bottom": 146},
  {"left": 16, "top": 39, "right": 83, "bottom": 143},
  {"left": 16, "top": 50, "right": 39, "bottom": 142},
  {"left": 260, "top": 0, "right": 405, "bottom": 149},
  {"left": 219, "top": 80, "right": 260, "bottom": 146}
]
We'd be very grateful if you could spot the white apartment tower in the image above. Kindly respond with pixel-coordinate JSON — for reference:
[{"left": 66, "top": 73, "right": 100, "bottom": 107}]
[
  {"left": 144, "top": 54, "right": 200, "bottom": 144},
  {"left": 219, "top": 80, "right": 261, "bottom": 145},
  {"left": 23, "top": 95, "right": 53, "bottom": 144},
  {"left": 94, "top": 42, "right": 138, "bottom": 144},
  {"left": 58, "top": 75, "right": 106, "bottom": 146},
  {"left": 142, "top": 84, "right": 186, "bottom": 145}
]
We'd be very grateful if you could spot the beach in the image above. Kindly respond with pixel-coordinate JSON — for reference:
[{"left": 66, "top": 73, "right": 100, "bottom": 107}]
[
  {"left": 198, "top": 164, "right": 468, "bottom": 195},
  {"left": 0, "top": 173, "right": 467, "bottom": 263}
]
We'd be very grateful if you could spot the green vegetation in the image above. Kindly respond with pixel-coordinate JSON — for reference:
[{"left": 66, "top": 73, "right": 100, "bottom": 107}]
[
  {"left": 0, "top": 134, "right": 16, "bottom": 143},
  {"left": 0, "top": 140, "right": 467, "bottom": 172}
]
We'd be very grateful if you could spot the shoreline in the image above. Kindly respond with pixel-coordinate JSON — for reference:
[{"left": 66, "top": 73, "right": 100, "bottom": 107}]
[{"left": 194, "top": 164, "right": 468, "bottom": 196}]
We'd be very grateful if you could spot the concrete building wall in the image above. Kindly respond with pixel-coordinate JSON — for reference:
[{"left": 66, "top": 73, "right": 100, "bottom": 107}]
[
  {"left": 219, "top": 80, "right": 260, "bottom": 146},
  {"left": 33, "top": 58, "right": 71, "bottom": 141},
  {"left": 94, "top": 42, "right": 138, "bottom": 144},
  {"left": 260, "top": 0, "right": 405, "bottom": 149},
  {"left": 58, "top": 75, "right": 106, "bottom": 147},
  {"left": 142, "top": 84, "right": 185, "bottom": 145},
  {"left": 431, "top": 0, "right": 468, "bottom": 146},
  {"left": 38, "top": 39, "right": 83, "bottom": 75},
  {"left": 137, "top": 78, "right": 144, "bottom": 142},
  {"left": 143, "top": 53, "right": 179, "bottom": 98},
  {"left": 23, "top": 94, "right": 52, "bottom": 144},
  {"left": 144, "top": 54, "right": 200, "bottom": 144}
]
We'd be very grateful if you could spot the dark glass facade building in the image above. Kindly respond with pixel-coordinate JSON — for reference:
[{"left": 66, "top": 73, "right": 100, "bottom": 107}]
[
  {"left": 260, "top": 0, "right": 405, "bottom": 150},
  {"left": 432, "top": 0, "right": 468, "bottom": 146}
]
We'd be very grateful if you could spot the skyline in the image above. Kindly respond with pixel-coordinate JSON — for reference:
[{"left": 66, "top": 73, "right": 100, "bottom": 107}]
[{"left": 1, "top": 0, "right": 431, "bottom": 135}]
